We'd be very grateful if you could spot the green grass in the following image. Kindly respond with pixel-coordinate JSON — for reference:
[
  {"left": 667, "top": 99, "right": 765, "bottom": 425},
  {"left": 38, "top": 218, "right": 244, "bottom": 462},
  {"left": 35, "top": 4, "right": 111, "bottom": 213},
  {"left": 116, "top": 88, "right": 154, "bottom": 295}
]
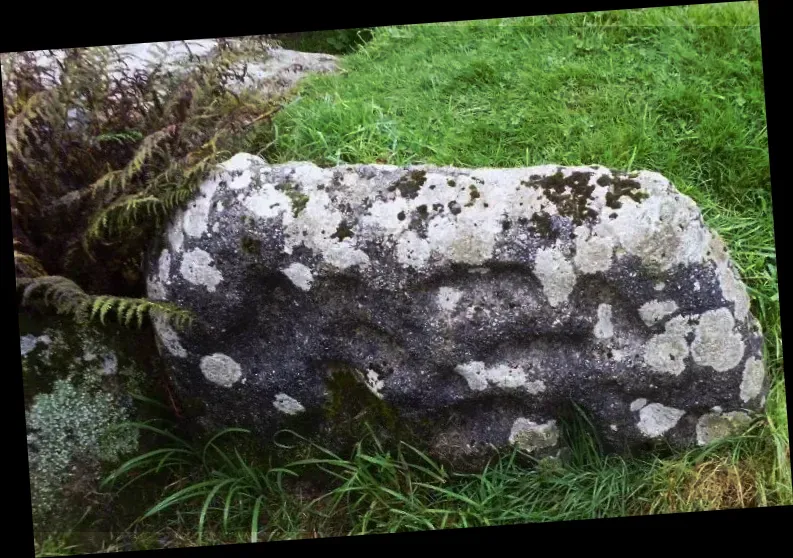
[{"left": 33, "top": 2, "right": 788, "bottom": 554}]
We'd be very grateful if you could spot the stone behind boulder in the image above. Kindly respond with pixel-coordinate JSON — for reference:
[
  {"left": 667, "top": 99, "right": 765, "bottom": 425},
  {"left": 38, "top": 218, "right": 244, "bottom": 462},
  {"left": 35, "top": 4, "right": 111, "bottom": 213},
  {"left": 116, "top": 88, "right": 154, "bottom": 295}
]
[{"left": 147, "top": 153, "right": 768, "bottom": 467}]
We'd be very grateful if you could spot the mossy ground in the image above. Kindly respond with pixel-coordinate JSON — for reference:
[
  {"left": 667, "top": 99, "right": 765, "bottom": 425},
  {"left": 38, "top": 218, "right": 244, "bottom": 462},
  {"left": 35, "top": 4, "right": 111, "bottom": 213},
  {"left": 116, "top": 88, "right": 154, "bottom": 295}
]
[{"left": 32, "top": 2, "right": 788, "bottom": 554}]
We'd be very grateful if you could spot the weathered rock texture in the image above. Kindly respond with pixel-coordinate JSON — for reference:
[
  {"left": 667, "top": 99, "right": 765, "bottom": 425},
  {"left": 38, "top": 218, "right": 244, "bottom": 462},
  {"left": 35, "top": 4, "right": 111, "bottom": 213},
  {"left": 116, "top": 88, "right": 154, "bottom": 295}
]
[{"left": 147, "top": 154, "right": 768, "bottom": 466}]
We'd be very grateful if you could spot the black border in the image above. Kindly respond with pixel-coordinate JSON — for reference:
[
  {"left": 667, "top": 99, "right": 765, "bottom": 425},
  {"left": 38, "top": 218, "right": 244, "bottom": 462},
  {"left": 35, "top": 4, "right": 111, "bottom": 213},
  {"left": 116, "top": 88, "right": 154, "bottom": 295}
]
[{"left": 5, "top": 0, "right": 789, "bottom": 554}]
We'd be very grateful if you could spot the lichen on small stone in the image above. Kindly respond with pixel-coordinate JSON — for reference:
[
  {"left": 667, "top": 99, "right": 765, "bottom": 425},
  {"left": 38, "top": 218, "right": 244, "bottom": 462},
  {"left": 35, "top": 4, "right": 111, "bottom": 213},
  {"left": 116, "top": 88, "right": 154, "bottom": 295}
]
[
  {"left": 26, "top": 378, "right": 138, "bottom": 521},
  {"left": 696, "top": 410, "right": 752, "bottom": 446},
  {"left": 508, "top": 418, "right": 559, "bottom": 453},
  {"left": 636, "top": 403, "right": 685, "bottom": 438}
]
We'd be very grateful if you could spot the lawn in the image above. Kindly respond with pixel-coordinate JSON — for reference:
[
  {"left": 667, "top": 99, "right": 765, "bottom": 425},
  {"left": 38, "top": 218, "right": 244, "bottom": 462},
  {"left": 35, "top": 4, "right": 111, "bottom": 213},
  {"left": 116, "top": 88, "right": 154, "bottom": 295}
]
[{"left": 34, "top": 2, "right": 788, "bottom": 553}]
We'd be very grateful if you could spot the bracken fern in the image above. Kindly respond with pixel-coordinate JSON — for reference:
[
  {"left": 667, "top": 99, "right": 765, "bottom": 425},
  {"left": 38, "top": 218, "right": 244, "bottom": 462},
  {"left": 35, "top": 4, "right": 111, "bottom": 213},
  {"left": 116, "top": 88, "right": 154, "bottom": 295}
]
[{"left": 4, "top": 37, "right": 281, "bottom": 324}]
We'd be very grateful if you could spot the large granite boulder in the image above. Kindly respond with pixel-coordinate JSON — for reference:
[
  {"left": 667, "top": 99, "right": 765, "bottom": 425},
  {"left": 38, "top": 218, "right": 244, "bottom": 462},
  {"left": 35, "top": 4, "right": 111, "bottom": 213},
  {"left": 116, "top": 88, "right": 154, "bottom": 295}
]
[{"left": 146, "top": 153, "right": 767, "bottom": 466}]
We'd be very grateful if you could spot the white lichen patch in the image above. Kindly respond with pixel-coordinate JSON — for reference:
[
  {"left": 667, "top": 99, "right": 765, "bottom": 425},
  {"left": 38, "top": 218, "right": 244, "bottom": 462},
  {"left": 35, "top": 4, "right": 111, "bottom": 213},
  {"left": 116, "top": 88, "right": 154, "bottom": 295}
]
[
  {"left": 654, "top": 282, "right": 666, "bottom": 291},
  {"left": 690, "top": 308, "right": 745, "bottom": 372},
  {"left": 146, "top": 274, "right": 167, "bottom": 300},
  {"left": 696, "top": 411, "right": 752, "bottom": 446},
  {"left": 364, "top": 369, "right": 385, "bottom": 399},
  {"left": 599, "top": 182, "right": 710, "bottom": 271},
  {"left": 199, "top": 353, "right": 242, "bottom": 387},
  {"left": 167, "top": 209, "right": 185, "bottom": 253},
  {"left": 281, "top": 262, "right": 314, "bottom": 291},
  {"left": 219, "top": 153, "right": 266, "bottom": 189},
  {"left": 644, "top": 333, "right": 689, "bottom": 375},
  {"left": 26, "top": 379, "right": 139, "bottom": 520},
  {"left": 152, "top": 315, "right": 187, "bottom": 358},
  {"left": 594, "top": 303, "right": 614, "bottom": 339},
  {"left": 283, "top": 189, "right": 370, "bottom": 270},
  {"left": 533, "top": 246, "right": 576, "bottom": 307},
  {"left": 396, "top": 230, "right": 432, "bottom": 269},
  {"left": 99, "top": 352, "right": 118, "bottom": 375},
  {"left": 20, "top": 334, "right": 50, "bottom": 357},
  {"left": 179, "top": 248, "right": 223, "bottom": 292},
  {"left": 359, "top": 196, "right": 411, "bottom": 237},
  {"left": 455, "top": 361, "right": 544, "bottom": 393},
  {"left": 242, "top": 184, "right": 293, "bottom": 220},
  {"left": 20, "top": 335, "right": 37, "bottom": 356},
  {"left": 360, "top": 167, "right": 549, "bottom": 270},
  {"left": 715, "top": 260, "right": 751, "bottom": 322},
  {"left": 436, "top": 287, "right": 463, "bottom": 313},
  {"left": 574, "top": 227, "right": 615, "bottom": 274},
  {"left": 425, "top": 211, "right": 500, "bottom": 266},
  {"left": 508, "top": 418, "right": 559, "bottom": 453},
  {"left": 644, "top": 314, "right": 695, "bottom": 375},
  {"left": 158, "top": 249, "right": 171, "bottom": 284},
  {"left": 638, "top": 299, "right": 678, "bottom": 327},
  {"left": 273, "top": 392, "right": 305, "bottom": 415},
  {"left": 636, "top": 403, "right": 685, "bottom": 438},
  {"left": 182, "top": 175, "right": 220, "bottom": 238},
  {"left": 739, "top": 357, "right": 765, "bottom": 403},
  {"left": 630, "top": 398, "right": 648, "bottom": 412}
]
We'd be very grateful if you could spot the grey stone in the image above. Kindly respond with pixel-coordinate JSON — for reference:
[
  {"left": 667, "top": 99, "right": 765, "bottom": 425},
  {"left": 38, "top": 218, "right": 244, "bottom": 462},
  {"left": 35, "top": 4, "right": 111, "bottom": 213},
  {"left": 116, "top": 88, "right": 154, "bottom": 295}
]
[{"left": 148, "top": 155, "right": 767, "bottom": 466}]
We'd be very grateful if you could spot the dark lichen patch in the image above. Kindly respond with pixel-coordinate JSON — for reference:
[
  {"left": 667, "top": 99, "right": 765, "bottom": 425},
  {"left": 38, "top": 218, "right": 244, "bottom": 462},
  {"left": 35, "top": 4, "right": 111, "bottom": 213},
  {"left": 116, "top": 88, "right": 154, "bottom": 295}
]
[
  {"left": 397, "top": 211, "right": 406, "bottom": 221},
  {"left": 501, "top": 219, "right": 512, "bottom": 232},
  {"left": 448, "top": 201, "right": 463, "bottom": 215},
  {"left": 471, "top": 176, "right": 485, "bottom": 185},
  {"left": 241, "top": 236, "right": 262, "bottom": 255},
  {"left": 523, "top": 171, "right": 597, "bottom": 225},
  {"left": 597, "top": 174, "right": 613, "bottom": 186},
  {"left": 447, "top": 179, "right": 456, "bottom": 187},
  {"left": 409, "top": 206, "right": 430, "bottom": 238},
  {"left": 605, "top": 175, "right": 648, "bottom": 209},
  {"left": 432, "top": 203, "right": 445, "bottom": 213},
  {"left": 465, "top": 185, "right": 481, "bottom": 207},
  {"left": 388, "top": 170, "right": 427, "bottom": 199},
  {"left": 275, "top": 182, "right": 310, "bottom": 217},
  {"left": 530, "top": 212, "right": 558, "bottom": 240},
  {"left": 330, "top": 220, "right": 354, "bottom": 242}
]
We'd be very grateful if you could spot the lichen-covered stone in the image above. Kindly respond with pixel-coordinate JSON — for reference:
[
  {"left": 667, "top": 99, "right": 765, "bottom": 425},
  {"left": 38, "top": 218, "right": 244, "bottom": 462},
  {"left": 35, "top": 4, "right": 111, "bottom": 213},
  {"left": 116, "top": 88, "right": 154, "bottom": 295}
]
[
  {"left": 19, "top": 313, "right": 151, "bottom": 527},
  {"left": 147, "top": 155, "right": 767, "bottom": 467}
]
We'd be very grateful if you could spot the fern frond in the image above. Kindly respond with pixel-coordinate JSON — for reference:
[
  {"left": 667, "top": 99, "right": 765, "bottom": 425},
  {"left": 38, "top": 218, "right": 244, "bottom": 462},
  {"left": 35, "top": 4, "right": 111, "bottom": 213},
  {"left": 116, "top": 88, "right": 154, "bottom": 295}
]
[
  {"left": 17, "top": 276, "right": 194, "bottom": 330},
  {"left": 87, "top": 127, "right": 172, "bottom": 200}
]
